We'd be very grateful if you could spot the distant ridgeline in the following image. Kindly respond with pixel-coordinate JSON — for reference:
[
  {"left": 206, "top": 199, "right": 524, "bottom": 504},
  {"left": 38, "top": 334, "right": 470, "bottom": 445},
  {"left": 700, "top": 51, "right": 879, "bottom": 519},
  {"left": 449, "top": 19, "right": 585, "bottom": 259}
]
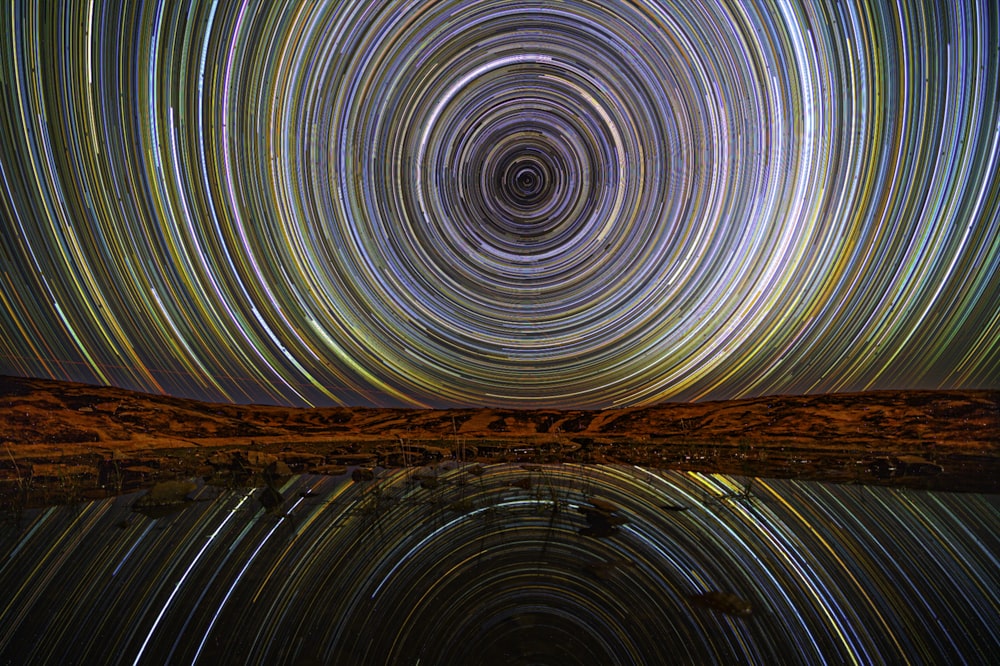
[{"left": 1, "top": 376, "right": 998, "bottom": 503}]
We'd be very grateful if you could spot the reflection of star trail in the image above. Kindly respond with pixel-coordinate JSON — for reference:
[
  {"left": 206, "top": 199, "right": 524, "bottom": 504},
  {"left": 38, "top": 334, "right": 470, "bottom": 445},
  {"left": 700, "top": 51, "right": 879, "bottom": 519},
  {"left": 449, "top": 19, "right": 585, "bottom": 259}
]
[
  {"left": 1, "top": 0, "right": 998, "bottom": 408},
  {"left": 1, "top": 466, "right": 998, "bottom": 663},
  {"left": 132, "top": 488, "right": 256, "bottom": 665}
]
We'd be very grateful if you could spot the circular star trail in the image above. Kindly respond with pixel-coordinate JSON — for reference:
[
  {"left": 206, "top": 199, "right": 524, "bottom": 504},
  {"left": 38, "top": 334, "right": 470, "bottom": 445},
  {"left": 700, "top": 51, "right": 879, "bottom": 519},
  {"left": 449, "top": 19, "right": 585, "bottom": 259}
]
[
  {"left": 2, "top": 467, "right": 998, "bottom": 663},
  {"left": 1, "top": 0, "right": 998, "bottom": 407}
]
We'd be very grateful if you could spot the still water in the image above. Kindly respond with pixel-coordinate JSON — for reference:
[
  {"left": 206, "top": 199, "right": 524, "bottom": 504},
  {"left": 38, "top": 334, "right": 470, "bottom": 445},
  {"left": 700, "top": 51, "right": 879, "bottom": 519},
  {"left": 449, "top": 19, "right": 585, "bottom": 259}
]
[{"left": 2, "top": 464, "right": 998, "bottom": 664}]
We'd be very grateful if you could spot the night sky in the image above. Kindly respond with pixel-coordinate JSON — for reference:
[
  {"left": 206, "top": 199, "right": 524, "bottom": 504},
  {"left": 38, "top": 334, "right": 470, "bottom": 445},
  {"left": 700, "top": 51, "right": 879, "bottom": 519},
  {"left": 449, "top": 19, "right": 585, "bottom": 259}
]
[{"left": 1, "top": 0, "right": 998, "bottom": 409}]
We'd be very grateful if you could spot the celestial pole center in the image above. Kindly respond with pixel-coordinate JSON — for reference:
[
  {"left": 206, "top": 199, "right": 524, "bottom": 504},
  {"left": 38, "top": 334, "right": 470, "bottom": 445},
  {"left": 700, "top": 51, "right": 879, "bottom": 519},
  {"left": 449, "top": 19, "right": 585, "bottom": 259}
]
[{"left": 0, "top": 0, "right": 997, "bottom": 408}]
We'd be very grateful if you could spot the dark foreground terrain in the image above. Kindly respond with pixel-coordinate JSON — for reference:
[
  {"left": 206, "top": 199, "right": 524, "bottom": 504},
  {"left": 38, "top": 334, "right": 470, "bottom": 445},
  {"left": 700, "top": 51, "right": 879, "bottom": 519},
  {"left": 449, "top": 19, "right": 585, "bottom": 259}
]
[{"left": 2, "top": 375, "right": 998, "bottom": 509}]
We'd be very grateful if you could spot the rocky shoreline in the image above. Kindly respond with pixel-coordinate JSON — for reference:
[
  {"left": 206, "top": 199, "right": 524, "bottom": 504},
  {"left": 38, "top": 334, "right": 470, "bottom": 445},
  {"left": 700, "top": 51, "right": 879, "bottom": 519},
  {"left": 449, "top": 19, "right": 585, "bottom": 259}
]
[{"left": 2, "top": 375, "right": 997, "bottom": 511}]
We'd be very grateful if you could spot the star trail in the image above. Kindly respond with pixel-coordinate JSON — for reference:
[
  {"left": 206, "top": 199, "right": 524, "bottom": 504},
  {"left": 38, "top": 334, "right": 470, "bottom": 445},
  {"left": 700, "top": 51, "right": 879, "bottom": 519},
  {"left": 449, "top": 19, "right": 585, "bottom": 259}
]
[
  {"left": 1, "top": 0, "right": 998, "bottom": 408},
  {"left": 1, "top": 466, "right": 998, "bottom": 663}
]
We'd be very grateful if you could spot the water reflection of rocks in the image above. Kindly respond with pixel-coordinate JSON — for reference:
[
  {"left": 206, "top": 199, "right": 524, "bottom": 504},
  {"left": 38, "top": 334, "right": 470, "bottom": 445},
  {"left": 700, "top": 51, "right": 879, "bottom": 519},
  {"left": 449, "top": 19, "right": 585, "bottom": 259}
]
[{"left": 1, "top": 464, "right": 998, "bottom": 664}]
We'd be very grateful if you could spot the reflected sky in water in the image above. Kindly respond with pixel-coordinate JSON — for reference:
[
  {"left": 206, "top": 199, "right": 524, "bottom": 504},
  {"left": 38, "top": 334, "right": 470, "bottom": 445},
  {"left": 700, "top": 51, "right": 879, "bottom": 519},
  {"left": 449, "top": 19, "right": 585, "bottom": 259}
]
[{"left": 2, "top": 465, "right": 998, "bottom": 664}]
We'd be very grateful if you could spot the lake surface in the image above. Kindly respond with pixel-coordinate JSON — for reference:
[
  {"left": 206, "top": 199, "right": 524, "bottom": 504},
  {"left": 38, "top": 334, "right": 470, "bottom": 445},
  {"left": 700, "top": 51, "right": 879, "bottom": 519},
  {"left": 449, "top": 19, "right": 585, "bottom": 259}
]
[{"left": 2, "top": 464, "right": 998, "bottom": 664}]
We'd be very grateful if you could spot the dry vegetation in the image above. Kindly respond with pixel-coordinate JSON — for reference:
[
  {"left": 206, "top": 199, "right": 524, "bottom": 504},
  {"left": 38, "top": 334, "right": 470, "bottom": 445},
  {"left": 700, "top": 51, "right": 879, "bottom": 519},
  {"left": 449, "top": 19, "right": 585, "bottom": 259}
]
[{"left": 1, "top": 375, "right": 997, "bottom": 509}]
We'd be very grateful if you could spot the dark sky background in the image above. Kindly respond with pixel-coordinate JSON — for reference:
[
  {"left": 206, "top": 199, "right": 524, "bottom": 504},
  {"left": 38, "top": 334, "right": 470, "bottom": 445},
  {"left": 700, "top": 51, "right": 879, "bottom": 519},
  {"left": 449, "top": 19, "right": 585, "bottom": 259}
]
[{"left": 1, "top": 0, "right": 998, "bottom": 409}]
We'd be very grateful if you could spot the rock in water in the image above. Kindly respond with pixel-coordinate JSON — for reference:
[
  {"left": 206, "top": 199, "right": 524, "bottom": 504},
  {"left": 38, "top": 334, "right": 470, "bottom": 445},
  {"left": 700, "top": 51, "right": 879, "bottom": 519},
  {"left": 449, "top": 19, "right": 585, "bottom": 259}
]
[
  {"left": 132, "top": 479, "right": 198, "bottom": 517},
  {"left": 687, "top": 591, "right": 752, "bottom": 617}
]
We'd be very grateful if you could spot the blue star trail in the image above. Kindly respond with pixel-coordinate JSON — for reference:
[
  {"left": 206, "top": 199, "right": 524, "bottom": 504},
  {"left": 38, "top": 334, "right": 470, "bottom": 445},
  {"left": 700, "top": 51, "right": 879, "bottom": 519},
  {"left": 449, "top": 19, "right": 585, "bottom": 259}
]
[
  {"left": 1, "top": 0, "right": 998, "bottom": 408},
  {"left": 1, "top": 466, "right": 997, "bottom": 663}
]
